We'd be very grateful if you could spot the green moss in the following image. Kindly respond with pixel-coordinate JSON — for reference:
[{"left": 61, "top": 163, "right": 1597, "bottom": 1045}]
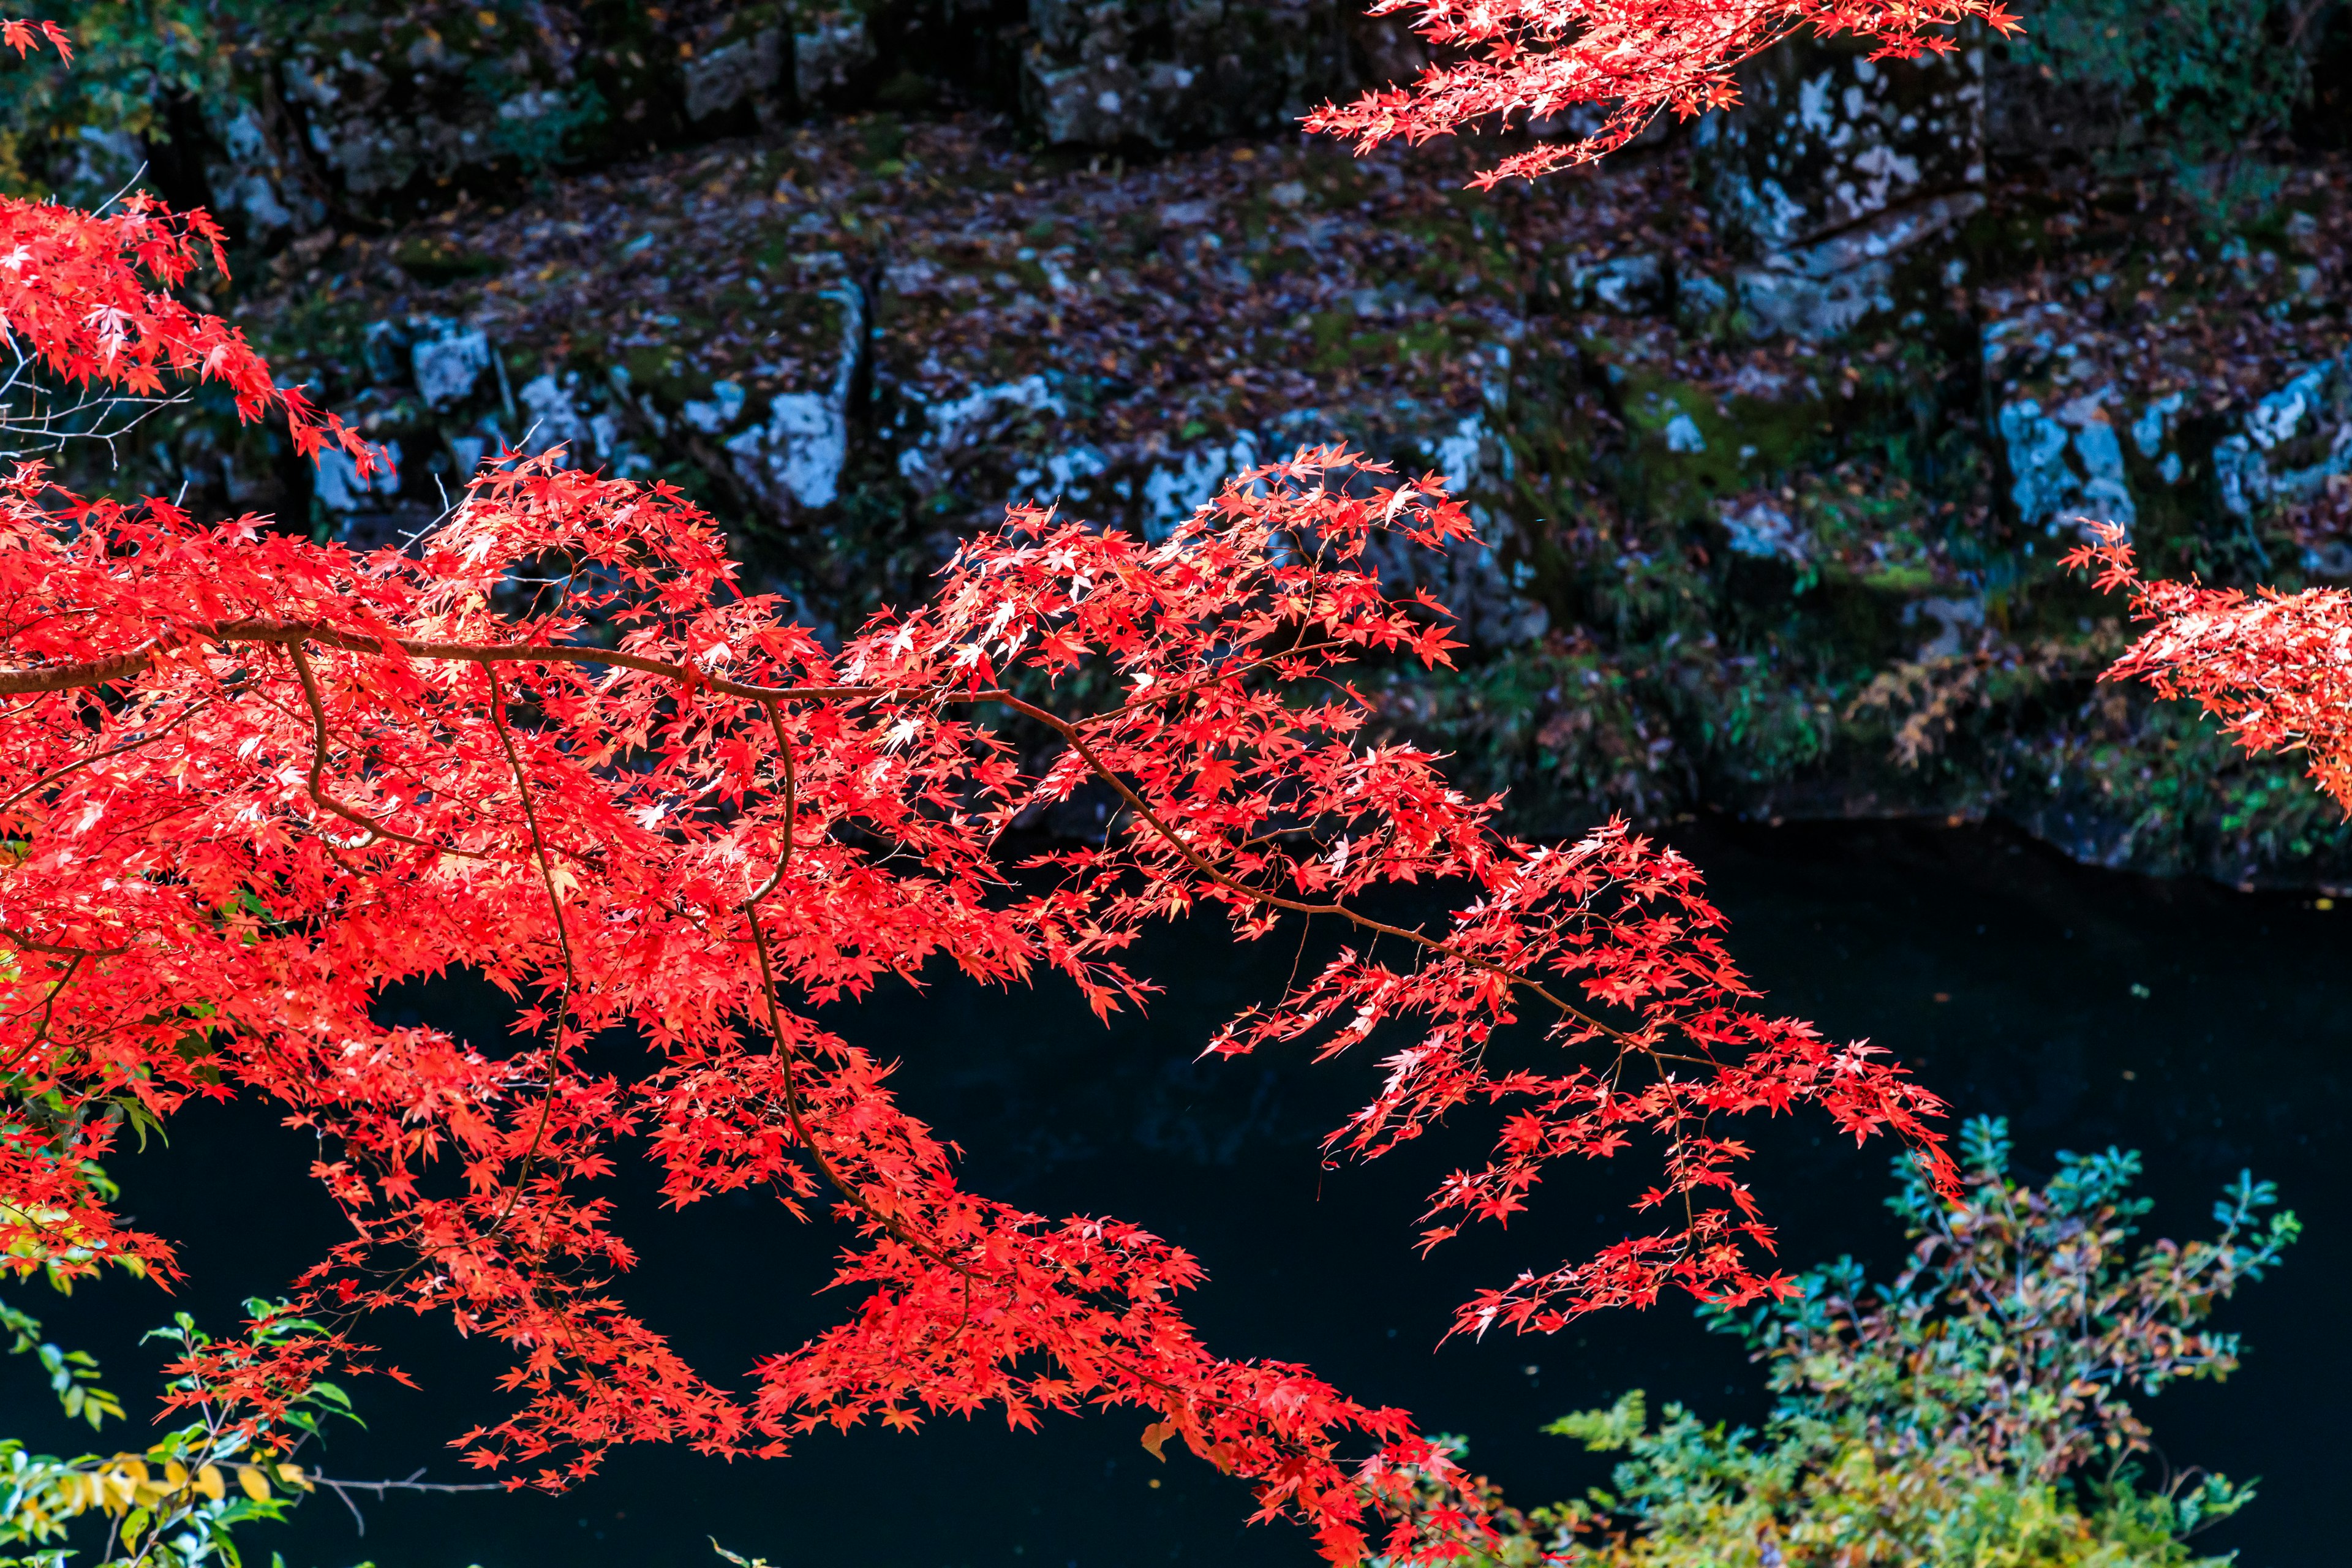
[{"left": 391, "top": 235, "right": 505, "bottom": 284}]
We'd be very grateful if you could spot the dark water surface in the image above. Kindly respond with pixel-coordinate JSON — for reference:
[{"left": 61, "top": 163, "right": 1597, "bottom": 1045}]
[{"left": 23, "top": 818, "right": 2345, "bottom": 1567}]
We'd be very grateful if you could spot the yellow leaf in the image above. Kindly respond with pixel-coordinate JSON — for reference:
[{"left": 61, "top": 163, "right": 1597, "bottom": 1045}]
[
  {"left": 163, "top": 1461, "right": 188, "bottom": 1489},
  {"left": 237, "top": 1465, "right": 271, "bottom": 1501},
  {"left": 276, "top": 1463, "right": 315, "bottom": 1493},
  {"left": 194, "top": 1464, "right": 226, "bottom": 1501},
  {"left": 1140, "top": 1420, "right": 1175, "bottom": 1462},
  {"left": 118, "top": 1459, "right": 150, "bottom": 1487}
]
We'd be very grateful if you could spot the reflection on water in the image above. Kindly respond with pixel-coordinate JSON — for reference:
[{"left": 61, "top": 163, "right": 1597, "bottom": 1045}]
[{"left": 27, "top": 818, "right": 2345, "bottom": 1567}]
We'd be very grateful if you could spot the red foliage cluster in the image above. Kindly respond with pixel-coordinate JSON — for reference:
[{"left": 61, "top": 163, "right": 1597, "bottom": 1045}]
[
  {"left": 0, "top": 13, "right": 364, "bottom": 466},
  {"left": 1, "top": 433, "right": 1954, "bottom": 1556},
  {"left": 0, "top": 190, "right": 372, "bottom": 465},
  {"left": 1310, "top": 0, "right": 2018, "bottom": 187},
  {"left": 0, "top": 16, "right": 66, "bottom": 60},
  {"left": 2068, "top": 525, "right": 2352, "bottom": 811}
]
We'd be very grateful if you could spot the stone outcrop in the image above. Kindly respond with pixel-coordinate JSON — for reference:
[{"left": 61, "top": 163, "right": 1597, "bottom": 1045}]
[
  {"left": 44, "top": 10, "right": 2352, "bottom": 884},
  {"left": 1694, "top": 35, "right": 1985, "bottom": 340},
  {"left": 1022, "top": 0, "right": 1351, "bottom": 148},
  {"left": 5, "top": 0, "right": 1419, "bottom": 260}
]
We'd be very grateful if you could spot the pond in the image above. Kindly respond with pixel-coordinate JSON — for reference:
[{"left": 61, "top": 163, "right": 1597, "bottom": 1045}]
[{"left": 39, "top": 816, "right": 2347, "bottom": 1568}]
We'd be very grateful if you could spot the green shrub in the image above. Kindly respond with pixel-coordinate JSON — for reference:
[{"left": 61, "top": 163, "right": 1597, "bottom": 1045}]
[
  {"left": 2, "top": 1292, "right": 355, "bottom": 1568},
  {"left": 1388, "top": 1119, "right": 2299, "bottom": 1567},
  {"left": 2009, "top": 0, "right": 2337, "bottom": 215}
]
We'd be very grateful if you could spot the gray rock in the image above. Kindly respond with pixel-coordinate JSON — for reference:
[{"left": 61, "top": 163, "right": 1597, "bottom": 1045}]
[
  {"left": 1995, "top": 390, "right": 2134, "bottom": 538},
  {"left": 1698, "top": 37, "right": 1985, "bottom": 255},
  {"left": 518, "top": 372, "right": 592, "bottom": 460},
  {"left": 1568, "top": 252, "right": 1665, "bottom": 314},
  {"left": 1721, "top": 496, "right": 1807, "bottom": 563},
  {"left": 1023, "top": 0, "right": 1349, "bottom": 149},
  {"left": 794, "top": 10, "right": 874, "bottom": 108},
  {"left": 361, "top": 320, "right": 410, "bottom": 386},
  {"left": 682, "top": 380, "right": 749, "bottom": 434},
  {"left": 413, "top": 325, "right": 494, "bottom": 410},
  {"left": 315, "top": 439, "right": 401, "bottom": 513},
  {"left": 1734, "top": 192, "right": 1983, "bottom": 340},
  {"left": 2130, "top": 390, "right": 2188, "bottom": 486},
  {"left": 200, "top": 104, "right": 322, "bottom": 242},
  {"left": 1697, "top": 35, "right": 1984, "bottom": 340},
  {"left": 2214, "top": 353, "right": 2352, "bottom": 518},
  {"left": 686, "top": 26, "right": 785, "bottom": 121},
  {"left": 1904, "top": 595, "right": 1985, "bottom": 658},
  {"left": 721, "top": 281, "right": 868, "bottom": 512},
  {"left": 900, "top": 373, "right": 1070, "bottom": 489},
  {"left": 53, "top": 126, "right": 144, "bottom": 209}
]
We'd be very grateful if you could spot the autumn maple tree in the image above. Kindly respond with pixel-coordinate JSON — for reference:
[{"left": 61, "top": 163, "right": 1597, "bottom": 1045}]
[{"left": 0, "top": 9, "right": 2085, "bottom": 1564}]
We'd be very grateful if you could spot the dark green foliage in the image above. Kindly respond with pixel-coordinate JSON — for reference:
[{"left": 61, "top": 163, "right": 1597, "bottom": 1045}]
[
  {"left": 2013, "top": 0, "right": 2339, "bottom": 215},
  {"left": 1392, "top": 1123, "right": 2297, "bottom": 1567}
]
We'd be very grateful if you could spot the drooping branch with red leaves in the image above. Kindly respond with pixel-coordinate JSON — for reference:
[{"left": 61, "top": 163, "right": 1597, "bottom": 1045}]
[
  {"left": 0, "top": 160, "right": 372, "bottom": 467},
  {"left": 1, "top": 445, "right": 1954, "bottom": 1559},
  {"left": 2067, "top": 524, "right": 2352, "bottom": 812},
  {"left": 1, "top": 439, "right": 1957, "bottom": 1556},
  {"left": 1310, "top": 0, "right": 2018, "bottom": 187}
]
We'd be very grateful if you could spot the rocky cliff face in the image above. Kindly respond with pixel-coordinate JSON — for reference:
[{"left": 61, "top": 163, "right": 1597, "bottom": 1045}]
[
  {"left": 26, "top": 6, "right": 2352, "bottom": 885},
  {"left": 4, "top": 0, "right": 1405, "bottom": 233}
]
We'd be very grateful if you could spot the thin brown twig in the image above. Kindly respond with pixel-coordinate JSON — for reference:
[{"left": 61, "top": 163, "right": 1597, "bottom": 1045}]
[
  {"left": 1, "top": 621, "right": 881, "bottom": 703},
  {"left": 0, "top": 952, "right": 79, "bottom": 1074},
  {"left": 988, "top": 691, "right": 1629, "bottom": 1047},
  {"left": 733, "top": 707, "right": 984, "bottom": 1339},
  {"left": 481, "top": 664, "right": 579, "bottom": 1239},
  {"left": 0, "top": 925, "right": 130, "bottom": 959},
  {"left": 287, "top": 641, "right": 489, "bottom": 860},
  {"left": 0, "top": 696, "right": 214, "bottom": 815},
  {"left": 303, "top": 1466, "right": 507, "bottom": 1537}
]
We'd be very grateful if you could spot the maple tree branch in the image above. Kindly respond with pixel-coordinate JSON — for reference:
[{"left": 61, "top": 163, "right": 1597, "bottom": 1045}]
[
  {"left": 733, "top": 713, "right": 981, "bottom": 1338},
  {"left": 0, "top": 1193, "right": 113, "bottom": 1265},
  {"left": 0, "top": 924, "right": 130, "bottom": 959},
  {"left": 0, "top": 951, "right": 79, "bottom": 1074},
  {"left": 739, "top": 699, "right": 797, "bottom": 910},
  {"left": 287, "top": 641, "right": 491, "bottom": 861},
  {"left": 988, "top": 691, "right": 1629, "bottom": 1047},
  {"left": 0, "top": 641, "right": 157, "bottom": 693},
  {"left": 733, "top": 712, "right": 992, "bottom": 1311},
  {"left": 0, "top": 696, "right": 213, "bottom": 815},
  {"left": 739, "top": 913, "right": 981, "bottom": 1292},
  {"left": 728, "top": 698, "right": 922, "bottom": 1242},
  {"left": 482, "top": 664, "right": 579, "bottom": 1240},
  {"left": 300, "top": 1467, "right": 507, "bottom": 1538},
  {"left": 0, "top": 622, "right": 878, "bottom": 704}
]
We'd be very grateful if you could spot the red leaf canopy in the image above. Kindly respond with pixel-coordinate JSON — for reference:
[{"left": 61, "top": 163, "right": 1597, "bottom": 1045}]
[{"left": 1, "top": 442, "right": 1953, "bottom": 1558}]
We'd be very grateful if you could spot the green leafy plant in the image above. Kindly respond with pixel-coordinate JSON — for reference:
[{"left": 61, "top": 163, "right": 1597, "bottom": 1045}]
[
  {"left": 2, "top": 1294, "right": 356, "bottom": 1568},
  {"left": 0, "top": 1, "right": 227, "bottom": 198},
  {"left": 2009, "top": 0, "right": 2337, "bottom": 217},
  {"left": 1378, "top": 1118, "right": 2297, "bottom": 1566}
]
